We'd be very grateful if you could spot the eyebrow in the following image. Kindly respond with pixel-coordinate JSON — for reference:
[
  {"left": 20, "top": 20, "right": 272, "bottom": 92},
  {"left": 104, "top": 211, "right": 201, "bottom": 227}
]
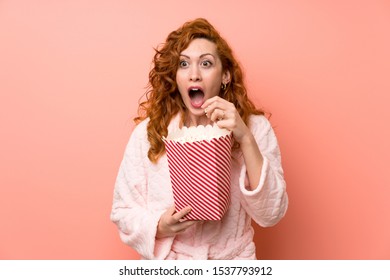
[{"left": 180, "top": 53, "right": 215, "bottom": 59}]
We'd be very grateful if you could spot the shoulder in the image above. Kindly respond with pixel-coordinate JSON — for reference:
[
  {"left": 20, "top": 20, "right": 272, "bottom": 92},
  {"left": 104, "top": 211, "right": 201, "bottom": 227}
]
[
  {"left": 248, "top": 114, "right": 272, "bottom": 136},
  {"left": 130, "top": 118, "right": 149, "bottom": 140},
  {"left": 125, "top": 118, "right": 150, "bottom": 153},
  {"left": 133, "top": 117, "right": 149, "bottom": 131}
]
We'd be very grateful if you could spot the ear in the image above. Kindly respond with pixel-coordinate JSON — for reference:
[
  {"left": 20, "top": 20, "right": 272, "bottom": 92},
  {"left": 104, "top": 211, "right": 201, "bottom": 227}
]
[{"left": 222, "top": 70, "right": 231, "bottom": 84}]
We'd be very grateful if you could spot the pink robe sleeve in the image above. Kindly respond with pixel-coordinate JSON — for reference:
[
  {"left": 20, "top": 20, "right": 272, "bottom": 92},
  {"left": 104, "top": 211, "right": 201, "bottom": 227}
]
[
  {"left": 110, "top": 122, "right": 174, "bottom": 259},
  {"left": 239, "top": 115, "right": 288, "bottom": 227}
]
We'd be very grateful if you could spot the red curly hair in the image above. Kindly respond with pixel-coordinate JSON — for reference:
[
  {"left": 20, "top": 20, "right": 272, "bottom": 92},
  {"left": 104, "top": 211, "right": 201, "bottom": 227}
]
[{"left": 135, "top": 18, "right": 264, "bottom": 163}]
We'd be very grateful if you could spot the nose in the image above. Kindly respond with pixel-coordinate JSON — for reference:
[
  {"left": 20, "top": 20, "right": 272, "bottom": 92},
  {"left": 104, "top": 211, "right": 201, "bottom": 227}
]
[{"left": 189, "top": 65, "right": 201, "bottom": 81}]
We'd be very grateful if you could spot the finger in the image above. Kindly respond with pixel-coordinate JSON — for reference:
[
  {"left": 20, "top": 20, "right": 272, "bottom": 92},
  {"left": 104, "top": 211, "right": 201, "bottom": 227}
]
[
  {"left": 203, "top": 98, "right": 224, "bottom": 111},
  {"left": 167, "top": 205, "right": 176, "bottom": 215},
  {"left": 201, "top": 96, "right": 227, "bottom": 109},
  {"left": 205, "top": 100, "right": 236, "bottom": 120},
  {"left": 210, "top": 108, "right": 226, "bottom": 122},
  {"left": 163, "top": 206, "right": 177, "bottom": 224},
  {"left": 204, "top": 103, "right": 224, "bottom": 119},
  {"left": 216, "top": 118, "right": 233, "bottom": 129},
  {"left": 171, "top": 206, "right": 192, "bottom": 222}
]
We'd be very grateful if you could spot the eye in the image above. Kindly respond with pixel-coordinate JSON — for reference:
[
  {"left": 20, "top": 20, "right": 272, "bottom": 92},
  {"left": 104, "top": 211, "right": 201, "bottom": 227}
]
[
  {"left": 179, "top": 60, "right": 189, "bottom": 68},
  {"left": 201, "top": 60, "right": 212, "bottom": 67}
]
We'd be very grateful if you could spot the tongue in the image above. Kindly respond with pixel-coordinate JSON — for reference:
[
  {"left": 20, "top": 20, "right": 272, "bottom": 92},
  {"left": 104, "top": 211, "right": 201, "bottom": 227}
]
[{"left": 190, "top": 91, "right": 204, "bottom": 108}]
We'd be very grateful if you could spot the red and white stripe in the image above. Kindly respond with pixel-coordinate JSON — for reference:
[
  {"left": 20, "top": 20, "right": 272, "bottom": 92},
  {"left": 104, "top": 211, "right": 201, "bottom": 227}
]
[{"left": 165, "top": 134, "right": 233, "bottom": 220}]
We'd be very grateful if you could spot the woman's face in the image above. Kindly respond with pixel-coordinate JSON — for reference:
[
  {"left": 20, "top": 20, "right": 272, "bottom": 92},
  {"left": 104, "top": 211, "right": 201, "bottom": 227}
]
[{"left": 176, "top": 38, "right": 230, "bottom": 120}]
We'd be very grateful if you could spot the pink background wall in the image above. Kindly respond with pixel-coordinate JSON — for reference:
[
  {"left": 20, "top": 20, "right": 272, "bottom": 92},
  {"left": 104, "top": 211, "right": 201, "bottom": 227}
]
[{"left": 1, "top": 0, "right": 389, "bottom": 259}]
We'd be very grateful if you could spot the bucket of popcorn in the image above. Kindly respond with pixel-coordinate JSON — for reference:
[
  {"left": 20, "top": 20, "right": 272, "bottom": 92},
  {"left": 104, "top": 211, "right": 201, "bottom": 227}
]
[{"left": 163, "top": 125, "right": 233, "bottom": 220}]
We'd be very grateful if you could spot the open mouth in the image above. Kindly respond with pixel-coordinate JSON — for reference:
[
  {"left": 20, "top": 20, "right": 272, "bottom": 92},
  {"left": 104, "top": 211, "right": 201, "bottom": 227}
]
[{"left": 188, "top": 87, "right": 205, "bottom": 108}]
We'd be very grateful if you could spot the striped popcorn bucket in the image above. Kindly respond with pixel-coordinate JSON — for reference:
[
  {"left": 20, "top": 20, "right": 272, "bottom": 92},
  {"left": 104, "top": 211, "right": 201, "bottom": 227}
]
[{"left": 163, "top": 126, "right": 233, "bottom": 220}]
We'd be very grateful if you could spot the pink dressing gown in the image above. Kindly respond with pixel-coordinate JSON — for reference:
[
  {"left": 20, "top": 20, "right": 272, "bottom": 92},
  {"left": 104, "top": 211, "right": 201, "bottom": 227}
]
[{"left": 110, "top": 114, "right": 288, "bottom": 259}]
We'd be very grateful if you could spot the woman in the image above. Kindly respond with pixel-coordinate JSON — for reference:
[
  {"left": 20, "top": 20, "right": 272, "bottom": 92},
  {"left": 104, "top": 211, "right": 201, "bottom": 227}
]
[{"left": 110, "top": 18, "right": 288, "bottom": 259}]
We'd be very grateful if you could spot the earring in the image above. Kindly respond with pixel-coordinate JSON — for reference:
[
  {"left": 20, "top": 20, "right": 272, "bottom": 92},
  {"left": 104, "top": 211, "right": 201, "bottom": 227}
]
[{"left": 221, "top": 83, "right": 227, "bottom": 90}]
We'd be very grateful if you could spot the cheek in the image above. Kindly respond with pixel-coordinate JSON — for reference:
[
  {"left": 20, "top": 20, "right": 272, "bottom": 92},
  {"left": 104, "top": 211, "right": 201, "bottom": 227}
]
[
  {"left": 176, "top": 73, "right": 187, "bottom": 95},
  {"left": 207, "top": 74, "right": 222, "bottom": 93},
  {"left": 176, "top": 83, "right": 186, "bottom": 98}
]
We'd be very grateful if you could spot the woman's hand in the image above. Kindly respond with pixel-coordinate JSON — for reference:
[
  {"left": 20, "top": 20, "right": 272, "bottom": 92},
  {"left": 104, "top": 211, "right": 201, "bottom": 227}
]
[
  {"left": 201, "top": 96, "right": 251, "bottom": 145},
  {"left": 202, "top": 96, "right": 264, "bottom": 190},
  {"left": 156, "top": 206, "right": 197, "bottom": 238}
]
